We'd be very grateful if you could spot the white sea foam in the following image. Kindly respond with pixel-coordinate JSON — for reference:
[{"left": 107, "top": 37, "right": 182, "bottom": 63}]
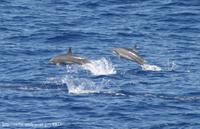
[
  {"left": 82, "top": 57, "right": 116, "bottom": 76},
  {"left": 141, "top": 64, "right": 162, "bottom": 71}
]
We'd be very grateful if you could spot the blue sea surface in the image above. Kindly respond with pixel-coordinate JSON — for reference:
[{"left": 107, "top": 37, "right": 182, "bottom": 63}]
[{"left": 0, "top": 0, "right": 200, "bottom": 128}]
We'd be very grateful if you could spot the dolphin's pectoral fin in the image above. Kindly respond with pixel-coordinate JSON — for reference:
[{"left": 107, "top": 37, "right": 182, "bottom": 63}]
[
  {"left": 67, "top": 47, "right": 72, "bottom": 55},
  {"left": 118, "top": 54, "right": 126, "bottom": 59}
]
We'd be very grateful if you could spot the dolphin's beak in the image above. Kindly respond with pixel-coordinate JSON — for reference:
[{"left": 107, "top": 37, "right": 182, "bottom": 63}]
[
  {"left": 48, "top": 58, "right": 54, "bottom": 64},
  {"left": 112, "top": 48, "right": 118, "bottom": 55}
]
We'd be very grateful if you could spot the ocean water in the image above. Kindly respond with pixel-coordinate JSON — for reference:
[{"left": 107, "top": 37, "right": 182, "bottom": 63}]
[{"left": 0, "top": 0, "right": 200, "bottom": 128}]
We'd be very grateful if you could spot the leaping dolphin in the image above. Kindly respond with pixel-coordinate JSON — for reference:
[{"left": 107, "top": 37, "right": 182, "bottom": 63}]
[
  {"left": 112, "top": 46, "right": 147, "bottom": 65},
  {"left": 49, "top": 47, "right": 90, "bottom": 65}
]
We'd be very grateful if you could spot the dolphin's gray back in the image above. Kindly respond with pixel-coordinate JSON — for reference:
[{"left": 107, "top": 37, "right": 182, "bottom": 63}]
[
  {"left": 114, "top": 48, "right": 146, "bottom": 65},
  {"left": 124, "top": 48, "right": 146, "bottom": 65},
  {"left": 49, "top": 54, "right": 89, "bottom": 65},
  {"left": 69, "top": 56, "right": 90, "bottom": 65},
  {"left": 49, "top": 47, "right": 90, "bottom": 65},
  {"left": 49, "top": 54, "right": 71, "bottom": 64}
]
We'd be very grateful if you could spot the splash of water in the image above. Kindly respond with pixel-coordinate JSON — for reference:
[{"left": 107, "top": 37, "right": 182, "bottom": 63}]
[
  {"left": 141, "top": 64, "right": 162, "bottom": 71},
  {"left": 61, "top": 75, "right": 109, "bottom": 94},
  {"left": 167, "top": 61, "right": 177, "bottom": 71},
  {"left": 82, "top": 57, "right": 116, "bottom": 76},
  {"left": 45, "top": 59, "right": 114, "bottom": 94}
]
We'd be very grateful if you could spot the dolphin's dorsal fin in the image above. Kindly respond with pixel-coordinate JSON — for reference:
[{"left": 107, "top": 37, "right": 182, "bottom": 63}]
[
  {"left": 132, "top": 44, "right": 139, "bottom": 52},
  {"left": 133, "top": 44, "right": 138, "bottom": 50},
  {"left": 130, "top": 44, "right": 140, "bottom": 55},
  {"left": 67, "top": 47, "right": 72, "bottom": 55}
]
